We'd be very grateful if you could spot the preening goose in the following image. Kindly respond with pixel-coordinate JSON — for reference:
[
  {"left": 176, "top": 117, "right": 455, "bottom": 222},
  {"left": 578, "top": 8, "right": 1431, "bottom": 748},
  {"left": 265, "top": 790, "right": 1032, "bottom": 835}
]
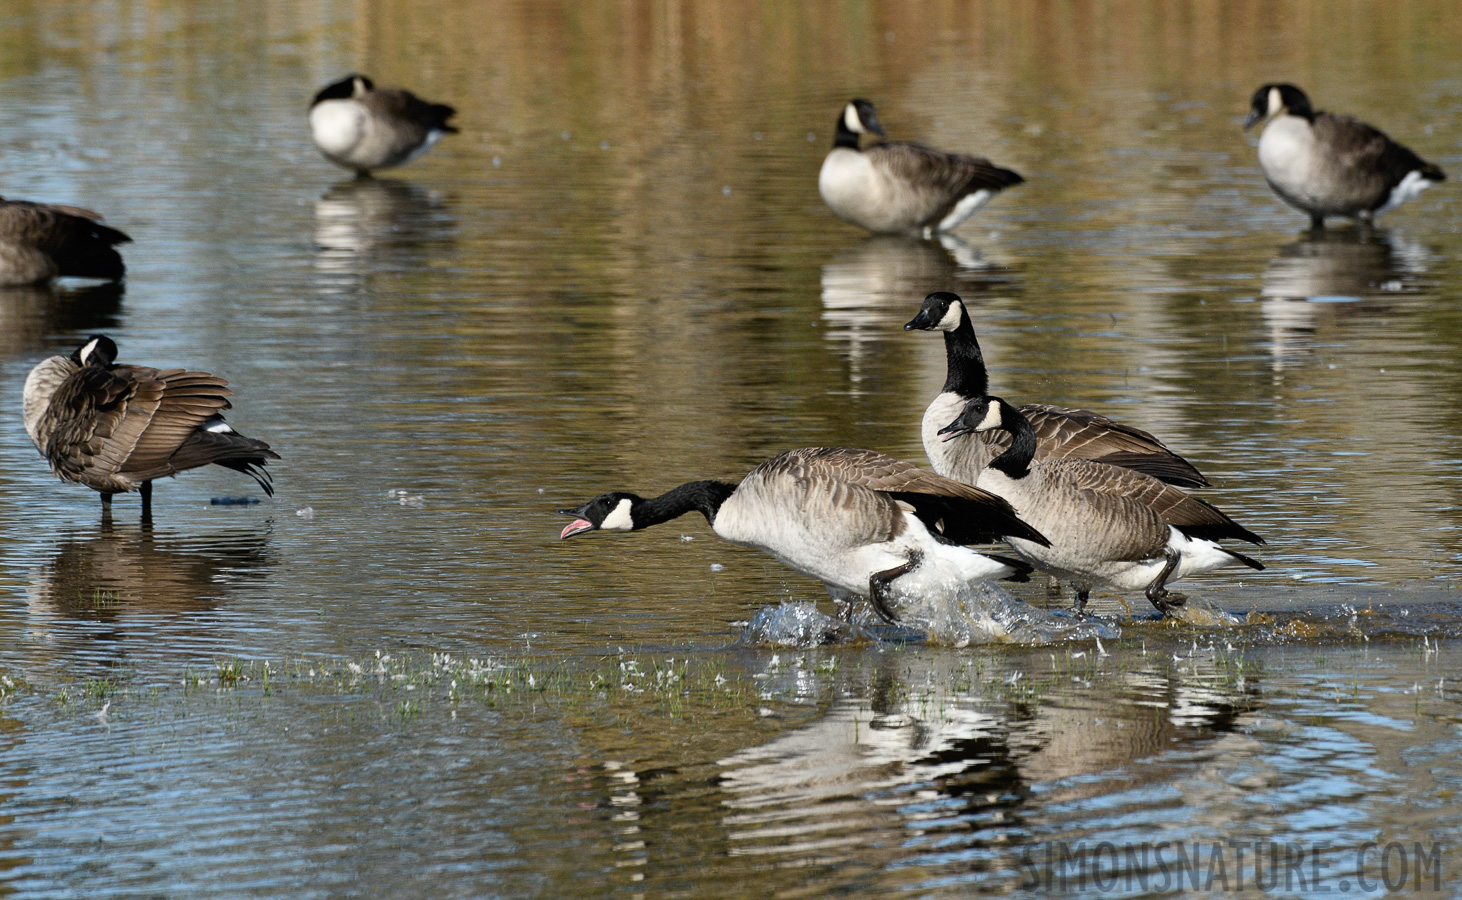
[
  {"left": 940, "top": 396, "right": 1264, "bottom": 615},
  {"left": 905, "top": 291, "right": 1208, "bottom": 488},
  {"left": 558, "top": 447, "right": 1049, "bottom": 623},
  {"left": 309, "top": 74, "right": 458, "bottom": 175},
  {"left": 1244, "top": 84, "right": 1444, "bottom": 228},
  {"left": 0, "top": 198, "right": 130, "bottom": 286},
  {"left": 818, "top": 99, "right": 1023, "bottom": 237},
  {"left": 23, "top": 335, "right": 279, "bottom": 518}
]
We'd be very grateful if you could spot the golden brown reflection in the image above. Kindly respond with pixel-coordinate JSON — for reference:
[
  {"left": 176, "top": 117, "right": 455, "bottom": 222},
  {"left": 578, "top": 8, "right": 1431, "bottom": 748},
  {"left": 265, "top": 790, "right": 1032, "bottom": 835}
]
[{"left": 0, "top": 283, "right": 122, "bottom": 360}]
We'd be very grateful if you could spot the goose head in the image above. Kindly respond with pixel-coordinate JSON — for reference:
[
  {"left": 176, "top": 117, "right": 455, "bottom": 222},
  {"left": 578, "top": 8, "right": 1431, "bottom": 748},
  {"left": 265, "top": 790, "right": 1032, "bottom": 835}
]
[
  {"left": 1245, "top": 83, "right": 1312, "bottom": 130},
  {"left": 558, "top": 492, "right": 640, "bottom": 538},
  {"left": 904, "top": 290, "right": 967, "bottom": 332},
  {"left": 72, "top": 334, "right": 118, "bottom": 368},
  {"left": 839, "top": 99, "right": 885, "bottom": 140},
  {"left": 312, "top": 74, "right": 374, "bottom": 107},
  {"left": 938, "top": 395, "right": 1003, "bottom": 441}
]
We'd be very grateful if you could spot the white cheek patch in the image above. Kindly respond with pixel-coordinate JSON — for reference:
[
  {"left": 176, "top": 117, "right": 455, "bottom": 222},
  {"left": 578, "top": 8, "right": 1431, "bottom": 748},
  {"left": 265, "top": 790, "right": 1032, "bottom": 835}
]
[
  {"left": 976, "top": 402, "right": 1003, "bottom": 432},
  {"left": 600, "top": 498, "right": 635, "bottom": 532},
  {"left": 936, "top": 301, "right": 964, "bottom": 332},
  {"left": 844, "top": 103, "right": 864, "bottom": 134},
  {"left": 1268, "top": 87, "right": 1283, "bottom": 117},
  {"left": 78, "top": 338, "right": 101, "bottom": 365}
]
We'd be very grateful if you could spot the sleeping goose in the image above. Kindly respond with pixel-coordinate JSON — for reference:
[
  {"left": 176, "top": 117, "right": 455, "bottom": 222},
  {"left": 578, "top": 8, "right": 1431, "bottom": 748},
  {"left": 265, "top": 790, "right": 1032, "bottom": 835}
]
[
  {"left": 23, "top": 335, "right": 279, "bottom": 518},
  {"left": 0, "top": 198, "right": 130, "bottom": 286},
  {"left": 558, "top": 447, "right": 1049, "bottom": 623},
  {"left": 906, "top": 291, "right": 1208, "bottom": 488},
  {"left": 1244, "top": 84, "right": 1445, "bottom": 228},
  {"left": 818, "top": 99, "right": 1023, "bottom": 237},
  {"left": 309, "top": 74, "right": 458, "bottom": 175},
  {"left": 939, "top": 396, "right": 1264, "bottom": 615}
]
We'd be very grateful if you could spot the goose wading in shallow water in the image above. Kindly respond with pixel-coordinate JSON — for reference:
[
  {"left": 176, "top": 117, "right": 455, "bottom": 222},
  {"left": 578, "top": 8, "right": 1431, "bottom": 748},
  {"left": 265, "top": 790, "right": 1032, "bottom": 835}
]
[
  {"left": 818, "top": 99, "right": 1023, "bottom": 237},
  {"left": 309, "top": 74, "right": 458, "bottom": 176},
  {"left": 558, "top": 447, "right": 1049, "bottom": 624},
  {"left": 0, "top": 198, "right": 130, "bottom": 286},
  {"left": 23, "top": 335, "right": 279, "bottom": 518},
  {"left": 905, "top": 291, "right": 1208, "bottom": 489},
  {"left": 1244, "top": 83, "right": 1445, "bottom": 229},
  {"left": 940, "top": 396, "right": 1265, "bottom": 616}
]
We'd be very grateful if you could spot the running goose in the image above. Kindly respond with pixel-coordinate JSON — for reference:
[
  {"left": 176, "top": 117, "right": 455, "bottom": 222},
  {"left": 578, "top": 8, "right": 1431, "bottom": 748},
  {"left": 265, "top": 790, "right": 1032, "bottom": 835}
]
[
  {"left": 818, "top": 99, "right": 1023, "bottom": 237},
  {"left": 1244, "top": 84, "right": 1445, "bottom": 228},
  {"left": 939, "top": 396, "right": 1264, "bottom": 615},
  {"left": 558, "top": 447, "right": 1048, "bottom": 623},
  {"left": 0, "top": 198, "right": 130, "bottom": 286},
  {"left": 309, "top": 74, "right": 458, "bottom": 175},
  {"left": 23, "top": 335, "right": 279, "bottom": 517},
  {"left": 906, "top": 291, "right": 1208, "bottom": 488}
]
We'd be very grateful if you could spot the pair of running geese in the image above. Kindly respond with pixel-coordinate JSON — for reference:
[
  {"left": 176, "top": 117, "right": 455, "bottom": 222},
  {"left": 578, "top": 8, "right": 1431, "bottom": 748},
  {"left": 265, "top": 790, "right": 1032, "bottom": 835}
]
[{"left": 560, "top": 291, "right": 1261, "bottom": 622}]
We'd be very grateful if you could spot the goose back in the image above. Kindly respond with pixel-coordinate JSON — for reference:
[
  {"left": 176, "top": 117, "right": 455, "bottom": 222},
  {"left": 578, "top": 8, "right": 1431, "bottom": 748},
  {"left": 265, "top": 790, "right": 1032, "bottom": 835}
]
[{"left": 0, "top": 199, "right": 130, "bottom": 285}]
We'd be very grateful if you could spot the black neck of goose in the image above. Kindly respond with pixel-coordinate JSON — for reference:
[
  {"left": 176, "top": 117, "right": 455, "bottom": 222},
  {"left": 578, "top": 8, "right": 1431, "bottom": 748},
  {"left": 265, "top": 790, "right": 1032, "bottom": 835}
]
[
  {"left": 988, "top": 399, "right": 1036, "bottom": 479},
  {"left": 833, "top": 114, "right": 861, "bottom": 149},
  {"left": 638, "top": 481, "right": 738, "bottom": 528},
  {"left": 942, "top": 311, "right": 989, "bottom": 398}
]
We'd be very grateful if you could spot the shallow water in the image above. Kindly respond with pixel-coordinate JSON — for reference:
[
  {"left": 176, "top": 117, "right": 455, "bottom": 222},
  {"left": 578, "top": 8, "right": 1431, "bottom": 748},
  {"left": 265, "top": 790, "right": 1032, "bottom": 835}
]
[{"left": 1, "top": 0, "right": 1461, "bottom": 896}]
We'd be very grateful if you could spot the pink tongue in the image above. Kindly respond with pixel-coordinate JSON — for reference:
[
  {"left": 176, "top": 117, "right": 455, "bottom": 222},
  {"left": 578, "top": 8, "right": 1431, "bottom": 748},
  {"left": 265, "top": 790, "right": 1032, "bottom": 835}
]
[{"left": 561, "top": 518, "right": 592, "bottom": 539}]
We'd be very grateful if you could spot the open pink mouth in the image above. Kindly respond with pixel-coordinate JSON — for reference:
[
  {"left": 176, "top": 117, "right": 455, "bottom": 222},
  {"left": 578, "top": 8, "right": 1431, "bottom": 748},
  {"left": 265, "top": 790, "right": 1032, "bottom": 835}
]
[{"left": 560, "top": 518, "right": 595, "bottom": 539}]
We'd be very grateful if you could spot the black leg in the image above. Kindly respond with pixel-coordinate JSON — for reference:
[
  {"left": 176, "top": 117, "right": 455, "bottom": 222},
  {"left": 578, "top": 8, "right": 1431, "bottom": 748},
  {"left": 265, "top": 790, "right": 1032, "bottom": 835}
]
[
  {"left": 868, "top": 552, "right": 921, "bottom": 625},
  {"left": 1071, "top": 586, "right": 1090, "bottom": 615},
  {"left": 140, "top": 481, "right": 153, "bottom": 522},
  {"left": 1309, "top": 213, "right": 1325, "bottom": 231},
  {"left": 1145, "top": 549, "right": 1187, "bottom": 614}
]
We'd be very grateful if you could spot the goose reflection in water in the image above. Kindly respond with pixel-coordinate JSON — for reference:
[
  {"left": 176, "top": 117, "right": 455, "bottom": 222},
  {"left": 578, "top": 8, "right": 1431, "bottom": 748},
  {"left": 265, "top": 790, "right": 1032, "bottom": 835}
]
[
  {"left": 711, "top": 655, "right": 1255, "bottom": 875},
  {"left": 0, "top": 281, "right": 122, "bottom": 359},
  {"left": 820, "top": 234, "right": 1002, "bottom": 388},
  {"left": 312, "top": 177, "right": 455, "bottom": 280},
  {"left": 26, "top": 521, "right": 274, "bottom": 626},
  {"left": 1260, "top": 228, "right": 1426, "bottom": 370}
]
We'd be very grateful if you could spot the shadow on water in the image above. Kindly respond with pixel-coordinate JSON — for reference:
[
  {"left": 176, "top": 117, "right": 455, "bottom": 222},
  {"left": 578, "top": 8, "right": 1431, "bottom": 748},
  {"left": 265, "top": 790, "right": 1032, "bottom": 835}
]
[
  {"left": 1259, "top": 228, "right": 1429, "bottom": 370},
  {"left": 18, "top": 520, "right": 276, "bottom": 676},
  {"left": 312, "top": 177, "right": 457, "bottom": 282},
  {"left": 0, "top": 282, "right": 123, "bottom": 358}
]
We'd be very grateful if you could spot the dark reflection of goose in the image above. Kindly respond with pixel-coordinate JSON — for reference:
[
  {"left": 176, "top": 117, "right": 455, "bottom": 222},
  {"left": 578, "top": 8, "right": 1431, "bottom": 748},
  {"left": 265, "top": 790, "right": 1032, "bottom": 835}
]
[
  {"left": 712, "top": 654, "right": 1256, "bottom": 871},
  {"left": 1260, "top": 229, "right": 1424, "bottom": 369},
  {"left": 25, "top": 520, "right": 274, "bottom": 623},
  {"left": 0, "top": 282, "right": 123, "bottom": 358},
  {"left": 312, "top": 178, "right": 454, "bottom": 280},
  {"left": 820, "top": 235, "right": 1002, "bottom": 386}
]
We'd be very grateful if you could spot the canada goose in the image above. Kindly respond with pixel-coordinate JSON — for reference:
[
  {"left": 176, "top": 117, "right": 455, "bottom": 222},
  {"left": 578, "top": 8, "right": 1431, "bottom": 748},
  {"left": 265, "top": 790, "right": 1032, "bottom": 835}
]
[
  {"left": 309, "top": 74, "right": 458, "bottom": 175},
  {"left": 818, "top": 99, "right": 1023, "bottom": 237},
  {"left": 0, "top": 198, "right": 130, "bottom": 286},
  {"left": 558, "top": 447, "right": 1049, "bottom": 623},
  {"left": 1244, "top": 84, "right": 1445, "bottom": 228},
  {"left": 23, "top": 335, "right": 279, "bottom": 518},
  {"left": 939, "top": 396, "right": 1264, "bottom": 615},
  {"left": 905, "top": 291, "right": 1209, "bottom": 488}
]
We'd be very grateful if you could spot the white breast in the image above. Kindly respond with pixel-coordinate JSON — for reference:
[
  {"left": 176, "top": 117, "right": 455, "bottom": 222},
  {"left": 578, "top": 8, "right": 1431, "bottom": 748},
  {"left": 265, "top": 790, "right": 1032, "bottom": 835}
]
[
  {"left": 921, "top": 392, "right": 987, "bottom": 484},
  {"left": 819, "top": 149, "right": 893, "bottom": 231},
  {"left": 1257, "top": 116, "right": 1320, "bottom": 203},
  {"left": 309, "top": 100, "right": 366, "bottom": 158}
]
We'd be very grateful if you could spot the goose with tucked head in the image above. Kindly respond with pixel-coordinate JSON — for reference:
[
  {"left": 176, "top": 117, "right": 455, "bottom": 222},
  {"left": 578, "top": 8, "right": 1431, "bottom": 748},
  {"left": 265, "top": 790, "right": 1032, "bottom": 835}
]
[
  {"left": 309, "top": 74, "right": 458, "bottom": 176},
  {"left": 940, "top": 396, "right": 1264, "bottom": 616},
  {"left": 818, "top": 99, "right": 1024, "bottom": 238},
  {"left": 1244, "top": 84, "right": 1444, "bottom": 229},
  {"left": 559, "top": 447, "right": 1048, "bottom": 624},
  {"left": 0, "top": 198, "right": 130, "bottom": 286},
  {"left": 23, "top": 335, "right": 279, "bottom": 519}
]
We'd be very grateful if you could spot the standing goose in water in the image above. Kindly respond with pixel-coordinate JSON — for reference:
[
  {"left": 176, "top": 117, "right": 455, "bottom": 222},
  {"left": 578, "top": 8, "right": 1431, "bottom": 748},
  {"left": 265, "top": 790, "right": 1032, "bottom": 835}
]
[
  {"left": 23, "top": 336, "right": 279, "bottom": 518},
  {"left": 818, "top": 99, "right": 1023, "bottom": 237},
  {"left": 940, "top": 396, "right": 1264, "bottom": 615},
  {"left": 309, "top": 74, "right": 458, "bottom": 176},
  {"left": 906, "top": 291, "right": 1208, "bottom": 488},
  {"left": 558, "top": 447, "right": 1049, "bottom": 624},
  {"left": 1244, "top": 84, "right": 1444, "bottom": 228},
  {"left": 0, "top": 198, "right": 130, "bottom": 286}
]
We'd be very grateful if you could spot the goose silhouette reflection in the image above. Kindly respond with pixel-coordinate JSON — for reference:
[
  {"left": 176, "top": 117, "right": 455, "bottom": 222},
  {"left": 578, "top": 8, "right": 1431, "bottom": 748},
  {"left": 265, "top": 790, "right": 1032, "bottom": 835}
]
[
  {"left": 820, "top": 234, "right": 1005, "bottom": 385},
  {"left": 0, "top": 281, "right": 123, "bottom": 358},
  {"left": 312, "top": 178, "right": 455, "bottom": 278},
  {"left": 1260, "top": 229, "right": 1425, "bottom": 369}
]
